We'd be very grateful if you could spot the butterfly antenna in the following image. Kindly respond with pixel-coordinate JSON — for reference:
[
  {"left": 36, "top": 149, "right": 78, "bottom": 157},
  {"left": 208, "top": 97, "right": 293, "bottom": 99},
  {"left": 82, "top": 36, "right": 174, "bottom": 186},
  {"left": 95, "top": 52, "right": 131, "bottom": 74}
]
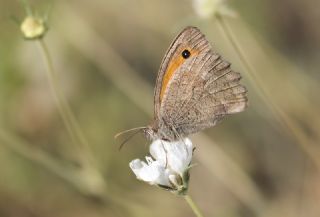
[
  {"left": 115, "top": 126, "right": 147, "bottom": 150},
  {"left": 118, "top": 129, "right": 143, "bottom": 151},
  {"left": 114, "top": 126, "right": 147, "bottom": 139}
]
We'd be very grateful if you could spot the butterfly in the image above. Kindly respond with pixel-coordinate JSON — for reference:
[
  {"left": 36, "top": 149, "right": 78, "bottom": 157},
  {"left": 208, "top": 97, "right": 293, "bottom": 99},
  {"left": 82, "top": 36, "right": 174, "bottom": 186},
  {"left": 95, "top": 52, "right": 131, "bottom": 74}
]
[{"left": 117, "top": 26, "right": 248, "bottom": 144}]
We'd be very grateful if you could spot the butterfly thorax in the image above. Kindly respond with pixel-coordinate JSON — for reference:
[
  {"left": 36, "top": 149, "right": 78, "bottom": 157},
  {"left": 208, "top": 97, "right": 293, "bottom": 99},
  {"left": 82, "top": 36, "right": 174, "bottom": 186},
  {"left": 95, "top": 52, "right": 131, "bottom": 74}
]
[{"left": 144, "top": 120, "right": 182, "bottom": 142}]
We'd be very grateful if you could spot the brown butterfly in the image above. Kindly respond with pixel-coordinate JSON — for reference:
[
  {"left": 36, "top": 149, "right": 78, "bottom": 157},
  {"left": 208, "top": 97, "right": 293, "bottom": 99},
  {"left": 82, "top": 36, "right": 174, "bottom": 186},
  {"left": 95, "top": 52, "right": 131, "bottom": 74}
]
[{"left": 117, "top": 26, "right": 248, "bottom": 144}]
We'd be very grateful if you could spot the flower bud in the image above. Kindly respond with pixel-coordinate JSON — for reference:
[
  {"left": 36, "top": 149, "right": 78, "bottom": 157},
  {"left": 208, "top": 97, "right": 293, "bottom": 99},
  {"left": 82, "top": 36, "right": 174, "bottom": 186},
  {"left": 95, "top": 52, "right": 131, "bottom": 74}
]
[
  {"left": 20, "top": 16, "right": 47, "bottom": 39},
  {"left": 192, "top": 0, "right": 237, "bottom": 19}
]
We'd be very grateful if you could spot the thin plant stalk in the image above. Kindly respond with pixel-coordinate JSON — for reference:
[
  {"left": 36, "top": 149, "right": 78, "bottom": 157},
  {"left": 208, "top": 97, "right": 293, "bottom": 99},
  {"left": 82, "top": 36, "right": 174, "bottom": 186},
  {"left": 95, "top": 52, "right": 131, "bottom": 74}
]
[
  {"left": 20, "top": 0, "right": 33, "bottom": 16},
  {"left": 184, "top": 195, "right": 205, "bottom": 217},
  {"left": 0, "top": 127, "right": 102, "bottom": 196},
  {"left": 37, "top": 39, "right": 93, "bottom": 161},
  {"left": 3, "top": 40, "right": 108, "bottom": 197},
  {"left": 214, "top": 13, "right": 320, "bottom": 169}
]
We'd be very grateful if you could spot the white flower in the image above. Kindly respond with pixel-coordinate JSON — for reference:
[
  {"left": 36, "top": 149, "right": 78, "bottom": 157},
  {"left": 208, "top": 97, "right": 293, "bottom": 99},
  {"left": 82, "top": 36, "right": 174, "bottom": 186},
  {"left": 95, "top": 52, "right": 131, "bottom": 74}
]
[
  {"left": 192, "top": 0, "right": 237, "bottom": 19},
  {"left": 129, "top": 138, "right": 194, "bottom": 194}
]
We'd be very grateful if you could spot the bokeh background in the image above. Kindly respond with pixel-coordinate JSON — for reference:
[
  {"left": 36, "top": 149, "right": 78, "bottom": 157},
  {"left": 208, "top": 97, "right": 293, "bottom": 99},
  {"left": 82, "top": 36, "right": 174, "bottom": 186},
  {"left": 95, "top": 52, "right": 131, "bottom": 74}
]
[{"left": 1, "top": 0, "right": 320, "bottom": 216}]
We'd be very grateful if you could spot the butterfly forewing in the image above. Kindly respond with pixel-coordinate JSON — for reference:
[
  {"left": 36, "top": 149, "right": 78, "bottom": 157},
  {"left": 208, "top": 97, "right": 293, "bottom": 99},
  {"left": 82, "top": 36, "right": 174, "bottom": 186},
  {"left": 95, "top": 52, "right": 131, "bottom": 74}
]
[{"left": 153, "top": 27, "right": 248, "bottom": 140}]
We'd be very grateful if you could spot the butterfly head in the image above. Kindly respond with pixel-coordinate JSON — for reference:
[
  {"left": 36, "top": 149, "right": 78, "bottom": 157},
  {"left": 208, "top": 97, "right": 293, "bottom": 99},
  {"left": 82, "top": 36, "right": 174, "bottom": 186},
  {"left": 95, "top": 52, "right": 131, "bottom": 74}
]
[{"left": 143, "top": 125, "right": 159, "bottom": 141}]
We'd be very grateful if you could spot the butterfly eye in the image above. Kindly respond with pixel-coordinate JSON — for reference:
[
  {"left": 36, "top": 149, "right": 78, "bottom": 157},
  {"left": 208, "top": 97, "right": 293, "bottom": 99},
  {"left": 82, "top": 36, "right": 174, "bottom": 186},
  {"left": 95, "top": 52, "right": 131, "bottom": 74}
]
[{"left": 181, "top": 49, "right": 191, "bottom": 59}]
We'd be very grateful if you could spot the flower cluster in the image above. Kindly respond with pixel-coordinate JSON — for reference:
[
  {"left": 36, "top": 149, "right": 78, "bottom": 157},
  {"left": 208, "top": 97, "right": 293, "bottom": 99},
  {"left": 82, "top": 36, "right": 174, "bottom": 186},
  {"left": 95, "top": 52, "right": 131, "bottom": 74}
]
[{"left": 129, "top": 138, "right": 194, "bottom": 195}]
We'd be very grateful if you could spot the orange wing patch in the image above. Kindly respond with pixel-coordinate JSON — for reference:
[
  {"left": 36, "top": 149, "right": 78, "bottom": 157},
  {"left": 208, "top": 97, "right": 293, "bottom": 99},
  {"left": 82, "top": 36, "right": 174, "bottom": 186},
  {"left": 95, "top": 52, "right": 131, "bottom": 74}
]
[{"left": 159, "top": 47, "right": 199, "bottom": 102}]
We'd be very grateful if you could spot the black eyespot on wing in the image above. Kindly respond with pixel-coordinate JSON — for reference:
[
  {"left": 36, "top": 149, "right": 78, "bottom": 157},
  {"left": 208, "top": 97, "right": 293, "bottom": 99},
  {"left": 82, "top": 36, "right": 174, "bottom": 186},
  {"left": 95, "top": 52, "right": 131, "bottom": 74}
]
[{"left": 182, "top": 49, "right": 191, "bottom": 59}]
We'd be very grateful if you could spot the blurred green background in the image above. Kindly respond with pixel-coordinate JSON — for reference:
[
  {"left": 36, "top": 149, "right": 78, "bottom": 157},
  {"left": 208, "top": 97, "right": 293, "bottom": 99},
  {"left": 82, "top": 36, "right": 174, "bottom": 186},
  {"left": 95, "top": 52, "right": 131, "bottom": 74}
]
[{"left": 0, "top": 0, "right": 320, "bottom": 216}]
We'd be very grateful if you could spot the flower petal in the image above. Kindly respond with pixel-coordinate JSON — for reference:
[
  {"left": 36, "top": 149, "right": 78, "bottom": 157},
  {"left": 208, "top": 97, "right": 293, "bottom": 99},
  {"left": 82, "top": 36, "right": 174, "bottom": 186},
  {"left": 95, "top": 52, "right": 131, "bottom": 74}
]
[
  {"left": 129, "top": 158, "right": 170, "bottom": 186},
  {"left": 149, "top": 139, "right": 167, "bottom": 165},
  {"left": 166, "top": 138, "right": 193, "bottom": 175}
]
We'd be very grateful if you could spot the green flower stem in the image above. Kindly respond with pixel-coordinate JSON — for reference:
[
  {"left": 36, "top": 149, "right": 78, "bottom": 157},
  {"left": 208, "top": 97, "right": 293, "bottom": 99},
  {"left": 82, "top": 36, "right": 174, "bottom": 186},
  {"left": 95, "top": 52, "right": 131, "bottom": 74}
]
[
  {"left": 20, "top": 0, "right": 33, "bottom": 16},
  {"left": 215, "top": 13, "right": 320, "bottom": 169},
  {"left": 37, "top": 39, "right": 92, "bottom": 160},
  {"left": 184, "top": 195, "right": 205, "bottom": 217}
]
